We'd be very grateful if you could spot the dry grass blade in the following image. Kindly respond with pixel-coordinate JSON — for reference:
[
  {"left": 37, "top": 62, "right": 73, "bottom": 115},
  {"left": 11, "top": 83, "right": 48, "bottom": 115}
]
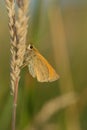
[
  {"left": 16, "top": 0, "right": 29, "bottom": 67},
  {"left": 34, "top": 92, "right": 78, "bottom": 125},
  {"left": 6, "top": 0, "right": 20, "bottom": 95},
  {"left": 5, "top": 0, "right": 29, "bottom": 130}
]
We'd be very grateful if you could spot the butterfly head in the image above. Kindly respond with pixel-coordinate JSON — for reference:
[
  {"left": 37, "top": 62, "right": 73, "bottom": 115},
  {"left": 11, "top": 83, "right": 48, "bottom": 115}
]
[{"left": 25, "top": 44, "right": 38, "bottom": 61}]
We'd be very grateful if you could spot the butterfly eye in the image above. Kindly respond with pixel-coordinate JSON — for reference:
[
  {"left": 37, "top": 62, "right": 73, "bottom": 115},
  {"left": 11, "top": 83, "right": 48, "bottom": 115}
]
[
  {"left": 28, "top": 44, "right": 33, "bottom": 50},
  {"left": 30, "top": 45, "right": 33, "bottom": 49}
]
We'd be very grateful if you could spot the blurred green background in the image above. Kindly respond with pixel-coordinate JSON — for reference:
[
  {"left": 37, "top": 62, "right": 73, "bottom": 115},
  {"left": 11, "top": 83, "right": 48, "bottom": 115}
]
[{"left": 0, "top": 0, "right": 87, "bottom": 130}]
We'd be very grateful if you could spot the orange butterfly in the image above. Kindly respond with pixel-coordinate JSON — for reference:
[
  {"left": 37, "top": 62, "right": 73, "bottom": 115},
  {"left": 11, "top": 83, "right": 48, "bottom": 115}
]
[{"left": 23, "top": 44, "right": 59, "bottom": 82}]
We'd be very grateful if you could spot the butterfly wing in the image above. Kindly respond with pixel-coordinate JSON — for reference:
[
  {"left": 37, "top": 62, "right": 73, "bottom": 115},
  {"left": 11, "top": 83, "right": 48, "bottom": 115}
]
[
  {"left": 34, "top": 56, "right": 49, "bottom": 82},
  {"left": 28, "top": 52, "right": 59, "bottom": 82},
  {"left": 28, "top": 60, "right": 36, "bottom": 78},
  {"left": 28, "top": 55, "right": 49, "bottom": 82},
  {"left": 38, "top": 53, "right": 59, "bottom": 82}
]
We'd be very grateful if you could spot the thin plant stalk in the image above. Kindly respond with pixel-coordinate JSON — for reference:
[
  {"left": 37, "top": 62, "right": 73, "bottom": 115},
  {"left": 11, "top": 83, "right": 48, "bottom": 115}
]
[{"left": 12, "top": 78, "right": 19, "bottom": 130}]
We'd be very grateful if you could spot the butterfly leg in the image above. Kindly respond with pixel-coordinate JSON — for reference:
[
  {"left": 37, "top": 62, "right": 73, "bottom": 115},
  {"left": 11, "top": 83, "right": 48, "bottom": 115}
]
[{"left": 20, "top": 61, "right": 29, "bottom": 69}]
